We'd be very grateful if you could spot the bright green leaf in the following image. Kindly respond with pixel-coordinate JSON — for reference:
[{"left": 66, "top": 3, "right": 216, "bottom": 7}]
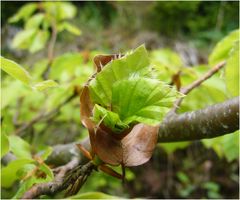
[
  {"left": 39, "top": 146, "right": 53, "bottom": 161},
  {"left": 17, "top": 164, "right": 36, "bottom": 178},
  {"left": 50, "top": 52, "right": 84, "bottom": 82},
  {"left": 221, "top": 131, "right": 239, "bottom": 162},
  {"left": 202, "top": 131, "right": 239, "bottom": 161},
  {"left": 159, "top": 141, "right": 190, "bottom": 154},
  {"left": 112, "top": 77, "right": 182, "bottom": 125},
  {"left": 179, "top": 65, "right": 228, "bottom": 112},
  {"left": 69, "top": 192, "right": 119, "bottom": 199},
  {"left": 33, "top": 80, "right": 59, "bottom": 91},
  {"left": 60, "top": 22, "right": 81, "bottom": 35},
  {"left": 1, "top": 57, "right": 32, "bottom": 85},
  {"left": 29, "top": 30, "right": 49, "bottom": 53},
  {"left": 39, "top": 163, "right": 54, "bottom": 180},
  {"left": 209, "top": 29, "right": 239, "bottom": 65},
  {"left": 92, "top": 104, "right": 128, "bottom": 132},
  {"left": 57, "top": 2, "right": 77, "bottom": 20},
  {"left": 12, "top": 29, "right": 37, "bottom": 49},
  {"left": 1, "top": 132, "right": 9, "bottom": 158},
  {"left": 25, "top": 13, "right": 45, "bottom": 29},
  {"left": 89, "top": 45, "right": 150, "bottom": 106},
  {"left": 225, "top": 42, "right": 239, "bottom": 96},
  {"left": 151, "top": 48, "right": 183, "bottom": 73},
  {"left": 13, "top": 175, "right": 51, "bottom": 199},
  {"left": 1, "top": 158, "right": 34, "bottom": 188},
  {"left": 9, "top": 135, "right": 32, "bottom": 159},
  {"left": 8, "top": 3, "right": 37, "bottom": 23},
  {"left": 43, "top": 2, "right": 77, "bottom": 21}
]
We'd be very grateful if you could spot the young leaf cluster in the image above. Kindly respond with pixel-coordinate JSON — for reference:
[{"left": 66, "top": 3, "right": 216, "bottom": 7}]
[
  {"left": 89, "top": 45, "right": 182, "bottom": 132},
  {"left": 209, "top": 29, "right": 239, "bottom": 97},
  {"left": 1, "top": 56, "right": 58, "bottom": 91},
  {"left": 1, "top": 135, "right": 53, "bottom": 198},
  {"left": 9, "top": 2, "right": 81, "bottom": 53}
]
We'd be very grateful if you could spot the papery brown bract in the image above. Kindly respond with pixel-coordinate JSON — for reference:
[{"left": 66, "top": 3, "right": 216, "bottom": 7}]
[
  {"left": 95, "top": 123, "right": 159, "bottom": 166},
  {"left": 93, "top": 54, "right": 123, "bottom": 72}
]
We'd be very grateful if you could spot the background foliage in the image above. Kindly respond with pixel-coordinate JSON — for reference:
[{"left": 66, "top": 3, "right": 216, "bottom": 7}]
[{"left": 1, "top": 1, "right": 239, "bottom": 199}]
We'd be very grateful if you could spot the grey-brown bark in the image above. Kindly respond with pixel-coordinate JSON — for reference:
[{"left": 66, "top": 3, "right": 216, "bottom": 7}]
[
  {"left": 21, "top": 158, "right": 94, "bottom": 199},
  {"left": 18, "top": 97, "right": 239, "bottom": 199},
  {"left": 158, "top": 97, "right": 239, "bottom": 142},
  {"left": 3, "top": 98, "right": 238, "bottom": 168}
]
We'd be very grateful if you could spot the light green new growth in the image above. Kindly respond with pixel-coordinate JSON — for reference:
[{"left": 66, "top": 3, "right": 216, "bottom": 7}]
[
  {"left": 92, "top": 105, "right": 129, "bottom": 132},
  {"left": 89, "top": 45, "right": 182, "bottom": 132},
  {"left": 1, "top": 56, "right": 58, "bottom": 91},
  {"left": 89, "top": 45, "right": 150, "bottom": 106},
  {"left": 112, "top": 77, "right": 182, "bottom": 125}
]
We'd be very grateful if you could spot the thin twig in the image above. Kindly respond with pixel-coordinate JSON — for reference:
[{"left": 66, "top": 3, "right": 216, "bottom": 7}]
[
  {"left": 14, "top": 92, "right": 78, "bottom": 136},
  {"left": 13, "top": 97, "right": 24, "bottom": 128},
  {"left": 42, "top": 19, "right": 57, "bottom": 80},
  {"left": 172, "top": 61, "right": 226, "bottom": 112},
  {"left": 21, "top": 157, "right": 81, "bottom": 199},
  {"left": 21, "top": 159, "right": 96, "bottom": 199}
]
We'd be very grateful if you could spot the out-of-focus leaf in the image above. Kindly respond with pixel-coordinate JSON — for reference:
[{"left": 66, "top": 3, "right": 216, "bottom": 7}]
[
  {"left": 202, "top": 181, "right": 222, "bottom": 198},
  {"left": 9, "top": 135, "right": 32, "bottom": 159},
  {"left": 39, "top": 163, "right": 54, "bottom": 179},
  {"left": 50, "top": 52, "right": 84, "bottom": 82},
  {"left": 158, "top": 141, "right": 190, "bottom": 154},
  {"left": 1, "top": 57, "right": 32, "bottom": 85},
  {"left": 221, "top": 131, "right": 239, "bottom": 162},
  {"left": 17, "top": 164, "right": 36, "bottom": 178},
  {"left": 203, "top": 181, "right": 220, "bottom": 192},
  {"left": 57, "top": 2, "right": 77, "bottom": 20},
  {"left": 8, "top": 3, "right": 37, "bottom": 23},
  {"left": 179, "top": 185, "right": 195, "bottom": 198},
  {"left": 43, "top": 2, "right": 77, "bottom": 21},
  {"left": 12, "top": 29, "right": 37, "bottom": 49},
  {"left": 31, "top": 59, "right": 48, "bottom": 79},
  {"left": 69, "top": 192, "right": 120, "bottom": 199},
  {"left": 179, "top": 65, "right": 228, "bottom": 112},
  {"left": 202, "top": 131, "right": 239, "bottom": 162},
  {"left": 58, "top": 22, "right": 81, "bottom": 35},
  {"left": 38, "top": 146, "right": 53, "bottom": 161},
  {"left": 151, "top": 48, "right": 183, "bottom": 73},
  {"left": 13, "top": 177, "right": 47, "bottom": 199},
  {"left": 225, "top": 42, "right": 239, "bottom": 96},
  {"left": 29, "top": 30, "right": 49, "bottom": 53},
  {"left": 1, "top": 132, "right": 9, "bottom": 158},
  {"left": 112, "top": 77, "right": 182, "bottom": 126},
  {"left": 207, "top": 191, "right": 222, "bottom": 199},
  {"left": 125, "top": 168, "right": 135, "bottom": 181},
  {"left": 209, "top": 29, "right": 239, "bottom": 65},
  {"left": 1, "top": 81, "right": 26, "bottom": 109},
  {"left": 89, "top": 45, "right": 150, "bottom": 107},
  {"left": 25, "top": 13, "right": 45, "bottom": 29},
  {"left": 33, "top": 80, "right": 58, "bottom": 91},
  {"left": 176, "top": 171, "right": 190, "bottom": 184},
  {"left": 1, "top": 158, "right": 34, "bottom": 188}
]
